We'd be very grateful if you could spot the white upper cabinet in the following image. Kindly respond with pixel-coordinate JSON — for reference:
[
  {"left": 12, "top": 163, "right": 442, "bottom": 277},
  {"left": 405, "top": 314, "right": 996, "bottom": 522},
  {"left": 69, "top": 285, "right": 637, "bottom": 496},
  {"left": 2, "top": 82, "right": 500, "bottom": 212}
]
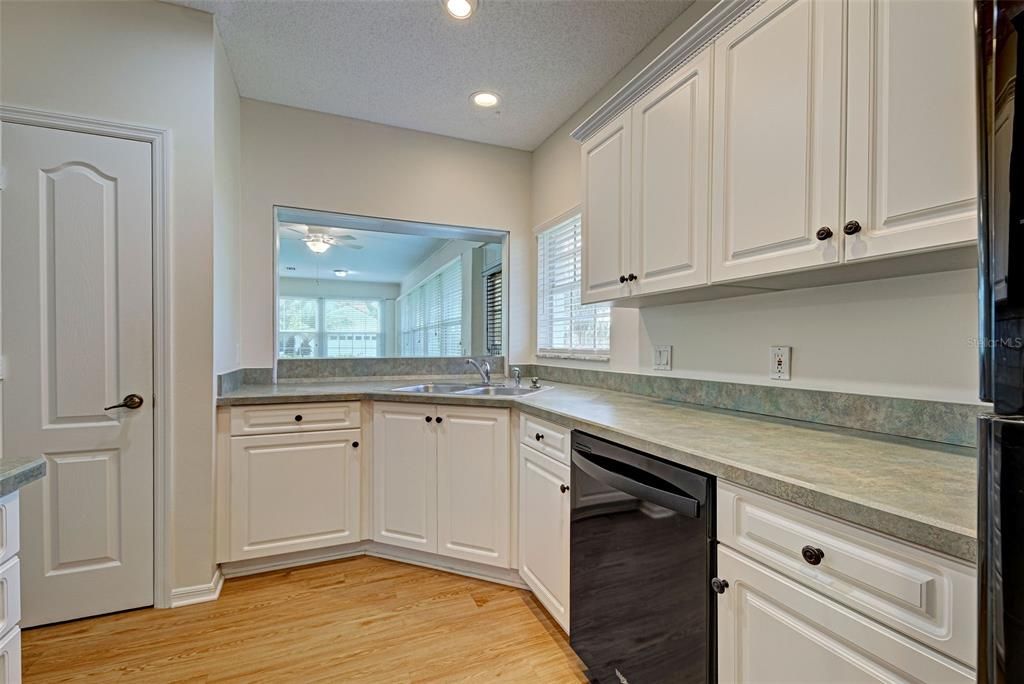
[
  {"left": 631, "top": 49, "right": 712, "bottom": 294},
  {"left": 844, "top": 0, "right": 977, "bottom": 261},
  {"left": 372, "top": 402, "right": 438, "bottom": 553},
  {"left": 710, "top": 0, "right": 844, "bottom": 282},
  {"left": 436, "top": 405, "right": 511, "bottom": 568},
  {"left": 581, "top": 110, "right": 631, "bottom": 303}
]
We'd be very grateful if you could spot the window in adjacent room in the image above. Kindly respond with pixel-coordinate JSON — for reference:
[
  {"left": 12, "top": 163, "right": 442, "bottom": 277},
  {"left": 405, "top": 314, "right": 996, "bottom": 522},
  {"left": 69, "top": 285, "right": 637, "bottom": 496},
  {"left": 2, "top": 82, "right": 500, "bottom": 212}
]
[
  {"left": 536, "top": 214, "right": 611, "bottom": 359},
  {"left": 484, "top": 267, "right": 503, "bottom": 356},
  {"left": 278, "top": 297, "right": 381, "bottom": 358},
  {"left": 398, "top": 257, "right": 463, "bottom": 357}
]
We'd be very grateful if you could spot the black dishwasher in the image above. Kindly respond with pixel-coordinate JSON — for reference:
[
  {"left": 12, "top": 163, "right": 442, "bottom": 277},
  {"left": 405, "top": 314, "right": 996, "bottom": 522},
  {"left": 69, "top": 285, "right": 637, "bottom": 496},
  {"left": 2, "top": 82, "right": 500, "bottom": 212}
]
[{"left": 570, "top": 431, "right": 715, "bottom": 684}]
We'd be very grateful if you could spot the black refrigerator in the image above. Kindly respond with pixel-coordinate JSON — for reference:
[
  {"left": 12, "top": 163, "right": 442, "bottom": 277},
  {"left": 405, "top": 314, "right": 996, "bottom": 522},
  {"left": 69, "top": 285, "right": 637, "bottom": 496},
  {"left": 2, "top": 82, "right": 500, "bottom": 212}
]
[{"left": 978, "top": 2, "right": 1024, "bottom": 682}]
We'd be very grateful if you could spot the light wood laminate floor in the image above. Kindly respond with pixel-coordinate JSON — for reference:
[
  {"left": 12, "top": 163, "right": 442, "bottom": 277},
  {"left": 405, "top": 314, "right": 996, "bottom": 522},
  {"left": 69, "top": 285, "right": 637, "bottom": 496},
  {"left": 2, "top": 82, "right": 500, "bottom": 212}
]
[{"left": 23, "top": 556, "right": 586, "bottom": 683}]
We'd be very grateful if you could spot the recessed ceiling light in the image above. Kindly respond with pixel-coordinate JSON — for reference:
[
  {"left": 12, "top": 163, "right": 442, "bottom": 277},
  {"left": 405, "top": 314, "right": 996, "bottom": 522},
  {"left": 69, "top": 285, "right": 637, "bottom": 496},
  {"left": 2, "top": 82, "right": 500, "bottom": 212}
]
[
  {"left": 334, "top": 269, "right": 349, "bottom": 278},
  {"left": 444, "top": 0, "right": 476, "bottom": 19},
  {"left": 471, "top": 91, "right": 500, "bottom": 108}
]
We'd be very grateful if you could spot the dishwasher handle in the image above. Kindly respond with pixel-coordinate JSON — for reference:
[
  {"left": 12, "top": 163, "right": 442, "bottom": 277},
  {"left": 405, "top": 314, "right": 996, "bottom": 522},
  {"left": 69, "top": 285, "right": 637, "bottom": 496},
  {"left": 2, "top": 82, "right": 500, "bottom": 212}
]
[{"left": 572, "top": 450, "right": 700, "bottom": 518}]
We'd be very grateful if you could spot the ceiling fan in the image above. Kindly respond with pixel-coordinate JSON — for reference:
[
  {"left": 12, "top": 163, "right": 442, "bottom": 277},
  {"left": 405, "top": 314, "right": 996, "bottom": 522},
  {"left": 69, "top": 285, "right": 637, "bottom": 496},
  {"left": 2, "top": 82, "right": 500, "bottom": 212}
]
[{"left": 281, "top": 223, "right": 365, "bottom": 254}]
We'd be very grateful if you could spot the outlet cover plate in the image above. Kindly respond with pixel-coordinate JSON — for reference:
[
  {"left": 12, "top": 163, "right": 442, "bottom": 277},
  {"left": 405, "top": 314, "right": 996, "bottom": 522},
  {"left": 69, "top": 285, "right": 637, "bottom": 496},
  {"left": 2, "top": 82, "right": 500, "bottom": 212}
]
[
  {"left": 654, "top": 345, "right": 672, "bottom": 371},
  {"left": 771, "top": 346, "right": 791, "bottom": 380}
]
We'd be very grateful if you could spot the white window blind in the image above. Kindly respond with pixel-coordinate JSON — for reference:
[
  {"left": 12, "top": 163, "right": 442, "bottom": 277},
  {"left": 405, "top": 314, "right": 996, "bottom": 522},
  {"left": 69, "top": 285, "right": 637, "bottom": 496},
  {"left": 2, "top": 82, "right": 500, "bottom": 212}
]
[
  {"left": 537, "top": 215, "right": 610, "bottom": 358},
  {"left": 278, "top": 297, "right": 381, "bottom": 358},
  {"left": 485, "top": 269, "right": 502, "bottom": 356},
  {"left": 399, "top": 258, "right": 463, "bottom": 357}
]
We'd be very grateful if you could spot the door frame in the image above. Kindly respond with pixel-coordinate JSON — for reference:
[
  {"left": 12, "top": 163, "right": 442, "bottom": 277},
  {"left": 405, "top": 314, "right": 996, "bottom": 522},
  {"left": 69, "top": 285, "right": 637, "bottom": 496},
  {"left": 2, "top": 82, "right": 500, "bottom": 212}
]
[{"left": 0, "top": 105, "right": 174, "bottom": 608}]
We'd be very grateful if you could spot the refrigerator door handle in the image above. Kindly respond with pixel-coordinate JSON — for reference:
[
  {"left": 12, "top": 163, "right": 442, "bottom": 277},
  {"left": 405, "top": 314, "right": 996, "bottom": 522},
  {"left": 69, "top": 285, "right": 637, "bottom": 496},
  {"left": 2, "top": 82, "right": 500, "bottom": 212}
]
[{"left": 975, "top": 0, "right": 993, "bottom": 404}]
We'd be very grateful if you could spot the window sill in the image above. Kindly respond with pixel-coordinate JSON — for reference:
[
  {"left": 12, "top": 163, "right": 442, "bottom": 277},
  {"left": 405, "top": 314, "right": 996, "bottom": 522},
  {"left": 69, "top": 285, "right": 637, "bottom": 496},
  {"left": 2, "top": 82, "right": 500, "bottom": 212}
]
[{"left": 536, "top": 351, "right": 610, "bottom": 362}]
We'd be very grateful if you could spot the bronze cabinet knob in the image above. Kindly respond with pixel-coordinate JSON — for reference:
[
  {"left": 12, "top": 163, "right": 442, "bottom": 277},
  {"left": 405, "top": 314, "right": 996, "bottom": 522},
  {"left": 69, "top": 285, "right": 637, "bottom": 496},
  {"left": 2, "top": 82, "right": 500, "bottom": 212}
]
[
  {"left": 711, "top": 577, "right": 729, "bottom": 594},
  {"left": 843, "top": 220, "right": 862, "bottom": 235},
  {"left": 816, "top": 227, "right": 833, "bottom": 241},
  {"left": 801, "top": 545, "right": 825, "bottom": 565}
]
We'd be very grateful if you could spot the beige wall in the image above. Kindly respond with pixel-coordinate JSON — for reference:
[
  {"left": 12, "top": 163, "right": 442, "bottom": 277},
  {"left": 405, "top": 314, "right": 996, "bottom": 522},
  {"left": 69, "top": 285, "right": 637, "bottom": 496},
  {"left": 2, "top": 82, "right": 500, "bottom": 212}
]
[
  {"left": 214, "top": 29, "right": 242, "bottom": 375},
  {"left": 1, "top": 0, "right": 220, "bottom": 591},
  {"left": 528, "top": 2, "right": 980, "bottom": 403},
  {"left": 239, "top": 99, "right": 532, "bottom": 369}
]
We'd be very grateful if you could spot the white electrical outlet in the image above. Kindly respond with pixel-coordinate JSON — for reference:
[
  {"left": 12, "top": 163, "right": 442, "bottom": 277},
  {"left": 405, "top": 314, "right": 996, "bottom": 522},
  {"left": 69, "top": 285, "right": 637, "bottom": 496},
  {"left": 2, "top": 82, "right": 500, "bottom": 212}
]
[
  {"left": 653, "top": 345, "right": 672, "bottom": 371},
  {"left": 770, "top": 346, "right": 791, "bottom": 380}
]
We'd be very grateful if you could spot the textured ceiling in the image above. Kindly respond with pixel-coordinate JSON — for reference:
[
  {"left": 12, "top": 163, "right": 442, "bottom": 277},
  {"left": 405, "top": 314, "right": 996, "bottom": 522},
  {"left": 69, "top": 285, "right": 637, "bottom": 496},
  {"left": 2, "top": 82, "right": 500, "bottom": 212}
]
[{"left": 166, "top": 0, "right": 694, "bottom": 150}]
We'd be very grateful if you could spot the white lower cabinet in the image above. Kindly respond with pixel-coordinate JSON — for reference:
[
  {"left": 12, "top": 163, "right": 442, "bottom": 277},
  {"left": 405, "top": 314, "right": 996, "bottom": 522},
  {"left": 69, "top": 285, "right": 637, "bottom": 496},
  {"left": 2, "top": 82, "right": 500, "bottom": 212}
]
[
  {"left": 0, "top": 626, "right": 20, "bottom": 684},
  {"left": 372, "top": 402, "right": 511, "bottom": 567},
  {"left": 436, "top": 406, "right": 510, "bottom": 568},
  {"left": 229, "top": 429, "right": 361, "bottom": 560},
  {"left": 717, "top": 546, "right": 973, "bottom": 684},
  {"left": 518, "top": 445, "right": 570, "bottom": 633}
]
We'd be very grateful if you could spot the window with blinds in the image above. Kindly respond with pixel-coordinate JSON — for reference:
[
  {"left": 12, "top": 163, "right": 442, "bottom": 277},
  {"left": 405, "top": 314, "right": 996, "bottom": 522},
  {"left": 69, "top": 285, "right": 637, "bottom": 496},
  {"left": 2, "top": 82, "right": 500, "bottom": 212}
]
[
  {"left": 398, "top": 257, "right": 463, "bottom": 357},
  {"left": 278, "top": 297, "right": 381, "bottom": 358},
  {"left": 484, "top": 269, "right": 502, "bottom": 355},
  {"left": 536, "top": 215, "right": 610, "bottom": 358}
]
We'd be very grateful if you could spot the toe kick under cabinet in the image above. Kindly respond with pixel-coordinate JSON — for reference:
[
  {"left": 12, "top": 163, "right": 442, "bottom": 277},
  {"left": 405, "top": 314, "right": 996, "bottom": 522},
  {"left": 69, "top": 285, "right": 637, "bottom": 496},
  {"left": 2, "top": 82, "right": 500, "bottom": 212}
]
[{"left": 219, "top": 402, "right": 363, "bottom": 562}]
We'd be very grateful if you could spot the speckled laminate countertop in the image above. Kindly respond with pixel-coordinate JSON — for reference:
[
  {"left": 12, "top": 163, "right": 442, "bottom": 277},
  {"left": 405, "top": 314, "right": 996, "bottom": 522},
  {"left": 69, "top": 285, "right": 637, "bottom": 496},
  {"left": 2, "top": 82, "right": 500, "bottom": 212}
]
[
  {"left": 0, "top": 452, "right": 46, "bottom": 497},
  {"left": 219, "top": 379, "right": 979, "bottom": 564}
]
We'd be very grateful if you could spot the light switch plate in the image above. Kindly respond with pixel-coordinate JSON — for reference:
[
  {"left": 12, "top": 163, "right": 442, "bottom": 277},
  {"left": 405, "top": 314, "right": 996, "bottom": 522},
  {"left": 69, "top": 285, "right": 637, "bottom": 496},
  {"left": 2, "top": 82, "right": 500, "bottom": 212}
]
[
  {"left": 770, "top": 346, "right": 791, "bottom": 380},
  {"left": 654, "top": 345, "right": 672, "bottom": 371}
]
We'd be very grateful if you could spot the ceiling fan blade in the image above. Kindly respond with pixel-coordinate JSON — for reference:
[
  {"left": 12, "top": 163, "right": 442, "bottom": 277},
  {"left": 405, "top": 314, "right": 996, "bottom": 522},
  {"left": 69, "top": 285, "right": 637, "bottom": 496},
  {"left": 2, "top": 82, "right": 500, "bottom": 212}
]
[{"left": 341, "top": 243, "right": 365, "bottom": 250}]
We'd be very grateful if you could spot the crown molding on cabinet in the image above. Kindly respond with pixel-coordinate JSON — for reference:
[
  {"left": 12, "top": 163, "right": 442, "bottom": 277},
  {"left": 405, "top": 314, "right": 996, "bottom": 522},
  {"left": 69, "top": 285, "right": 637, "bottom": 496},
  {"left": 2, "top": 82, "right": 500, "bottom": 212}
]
[{"left": 570, "top": 0, "right": 761, "bottom": 143}]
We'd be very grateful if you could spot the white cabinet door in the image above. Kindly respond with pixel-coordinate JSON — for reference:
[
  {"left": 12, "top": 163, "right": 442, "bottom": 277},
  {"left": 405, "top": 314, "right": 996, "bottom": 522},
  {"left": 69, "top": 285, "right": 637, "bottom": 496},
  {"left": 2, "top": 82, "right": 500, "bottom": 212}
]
[
  {"left": 518, "top": 445, "right": 570, "bottom": 633},
  {"left": 229, "top": 429, "right": 360, "bottom": 561},
  {"left": 710, "top": 0, "right": 844, "bottom": 282},
  {"left": 436, "top": 406, "right": 510, "bottom": 568},
  {"left": 631, "top": 48, "right": 712, "bottom": 295},
  {"left": 581, "top": 110, "right": 631, "bottom": 303},
  {"left": 372, "top": 403, "right": 437, "bottom": 553},
  {"left": 845, "top": 0, "right": 977, "bottom": 261},
  {"left": 717, "top": 547, "right": 974, "bottom": 684}
]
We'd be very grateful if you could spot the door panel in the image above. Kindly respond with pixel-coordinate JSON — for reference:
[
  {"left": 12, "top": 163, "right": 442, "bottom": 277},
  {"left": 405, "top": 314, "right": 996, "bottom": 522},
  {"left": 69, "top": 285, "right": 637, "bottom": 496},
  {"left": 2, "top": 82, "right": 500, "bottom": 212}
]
[
  {"left": 710, "top": 0, "right": 844, "bottom": 282},
  {"left": 3, "top": 123, "right": 153, "bottom": 626},
  {"left": 436, "top": 406, "right": 510, "bottom": 567},
  {"left": 845, "top": 0, "right": 977, "bottom": 260},
  {"left": 230, "top": 430, "right": 360, "bottom": 560},
  {"left": 632, "top": 48, "right": 712, "bottom": 294},
  {"left": 581, "top": 112, "right": 631, "bottom": 303},
  {"left": 518, "top": 445, "right": 569, "bottom": 632},
  {"left": 372, "top": 403, "right": 437, "bottom": 552}
]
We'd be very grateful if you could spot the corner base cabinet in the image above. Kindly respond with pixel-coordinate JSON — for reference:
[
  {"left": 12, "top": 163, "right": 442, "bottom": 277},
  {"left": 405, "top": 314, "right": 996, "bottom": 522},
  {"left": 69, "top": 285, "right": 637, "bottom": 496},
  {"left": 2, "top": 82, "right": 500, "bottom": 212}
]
[{"left": 373, "top": 402, "right": 511, "bottom": 569}]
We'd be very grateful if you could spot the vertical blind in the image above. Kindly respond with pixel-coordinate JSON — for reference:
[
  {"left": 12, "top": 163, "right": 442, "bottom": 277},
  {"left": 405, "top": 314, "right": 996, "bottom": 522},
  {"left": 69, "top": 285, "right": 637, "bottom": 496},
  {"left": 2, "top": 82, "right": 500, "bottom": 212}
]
[
  {"left": 399, "top": 257, "right": 463, "bottom": 357},
  {"left": 485, "top": 269, "right": 503, "bottom": 356},
  {"left": 279, "top": 297, "right": 381, "bottom": 358},
  {"left": 536, "top": 215, "right": 610, "bottom": 357}
]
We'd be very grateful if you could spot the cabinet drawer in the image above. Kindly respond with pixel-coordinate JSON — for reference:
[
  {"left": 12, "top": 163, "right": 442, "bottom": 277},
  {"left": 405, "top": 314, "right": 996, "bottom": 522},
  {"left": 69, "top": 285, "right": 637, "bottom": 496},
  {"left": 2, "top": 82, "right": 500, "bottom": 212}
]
[
  {"left": 718, "top": 482, "right": 976, "bottom": 666},
  {"left": 230, "top": 401, "right": 360, "bottom": 436},
  {"left": 717, "top": 546, "right": 973, "bottom": 684},
  {"left": 519, "top": 413, "right": 570, "bottom": 465},
  {"left": 0, "top": 626, "right": 20, "bottom": 684},
  {"left": 0, "top": 559, "right": 20, "bottom": 639},
  {"left": 0, "top": 494, "right": 19, "bottom": 567}
]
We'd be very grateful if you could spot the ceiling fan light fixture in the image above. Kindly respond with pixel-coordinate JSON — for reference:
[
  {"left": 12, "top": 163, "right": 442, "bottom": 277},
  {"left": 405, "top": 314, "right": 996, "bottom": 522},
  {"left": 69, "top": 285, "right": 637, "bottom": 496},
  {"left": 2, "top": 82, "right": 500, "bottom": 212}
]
[
  {"left": 304, "top": 235, "right": 332, "bottom": 254},
  {"left": 444, "top": 0, "right": 476, "bottom": 20}
]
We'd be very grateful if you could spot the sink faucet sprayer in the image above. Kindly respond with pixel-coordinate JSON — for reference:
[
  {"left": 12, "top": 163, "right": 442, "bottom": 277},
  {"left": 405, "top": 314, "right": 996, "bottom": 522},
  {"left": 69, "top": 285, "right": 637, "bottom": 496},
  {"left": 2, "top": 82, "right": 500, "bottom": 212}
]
[{"left": 465, "top": 358, "right": 491, "bottom": 385}]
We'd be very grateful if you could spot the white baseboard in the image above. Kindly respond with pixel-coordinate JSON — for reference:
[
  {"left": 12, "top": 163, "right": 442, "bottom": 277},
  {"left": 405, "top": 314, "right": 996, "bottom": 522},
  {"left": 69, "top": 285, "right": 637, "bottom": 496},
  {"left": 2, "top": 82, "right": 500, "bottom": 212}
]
[
  {"left": 169, "top": 567, "right": 224, "bottom": 607},
  {"left": 219, "top": 541, "right": 528, "bottom": 590}
]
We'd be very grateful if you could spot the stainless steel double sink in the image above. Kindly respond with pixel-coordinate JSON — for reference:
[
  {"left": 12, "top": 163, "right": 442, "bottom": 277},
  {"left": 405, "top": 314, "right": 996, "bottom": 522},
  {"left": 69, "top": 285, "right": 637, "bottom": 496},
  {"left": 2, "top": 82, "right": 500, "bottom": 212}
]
[{"left": 390, "top": 383, "right": 546, "bottom": 397}]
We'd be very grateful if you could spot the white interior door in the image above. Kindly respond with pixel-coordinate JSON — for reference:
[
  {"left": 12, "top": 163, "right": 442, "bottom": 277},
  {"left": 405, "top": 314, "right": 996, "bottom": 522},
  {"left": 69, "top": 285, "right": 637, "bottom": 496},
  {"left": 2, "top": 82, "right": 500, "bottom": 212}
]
[{"left": 2, "top": 122, "right": 154, "bottom": 627}]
